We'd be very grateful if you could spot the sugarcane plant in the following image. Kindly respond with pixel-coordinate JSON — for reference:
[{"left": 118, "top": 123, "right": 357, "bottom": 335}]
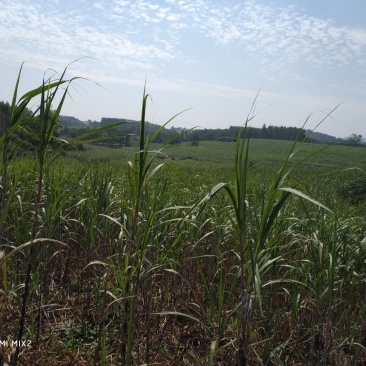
[
  {"left": 194, "top": 98, "right": 338, "bottom": 365},
  {"left": 0, "top": 62, "right": 131, "bottom": 366}
]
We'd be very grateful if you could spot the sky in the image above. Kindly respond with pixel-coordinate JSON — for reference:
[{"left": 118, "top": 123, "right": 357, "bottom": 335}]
[{"left": 1, "top": 0, "right": 366, "bottom": 138}]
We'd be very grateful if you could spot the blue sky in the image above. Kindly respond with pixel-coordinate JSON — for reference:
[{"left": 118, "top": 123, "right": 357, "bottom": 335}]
[{"left": 1, "top": 0, "right": 366, "bottom": 138}]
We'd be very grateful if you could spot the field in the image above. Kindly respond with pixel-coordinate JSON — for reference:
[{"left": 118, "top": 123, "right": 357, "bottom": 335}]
[
  {"left": 1, "top": 71, "right": 366, "bottom": 365},
  {"left": 1, "top": 137, "right": 366, "bottom": 365}
]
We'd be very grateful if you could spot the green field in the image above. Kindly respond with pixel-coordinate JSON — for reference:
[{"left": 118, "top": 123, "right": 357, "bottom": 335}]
[
  {"left": 69, "top": 140, "right": 366, "bottom": 210},
  {"left": 1, "top": 138, "right": 366, "bottom": 365},
  {"left": 1, "top": 70, "right": 366, "bottom": 365}
]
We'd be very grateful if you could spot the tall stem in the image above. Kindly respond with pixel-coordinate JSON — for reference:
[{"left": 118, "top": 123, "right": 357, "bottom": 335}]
[{"left": 13, "top": 161, "right": 44, "bottom": 366}]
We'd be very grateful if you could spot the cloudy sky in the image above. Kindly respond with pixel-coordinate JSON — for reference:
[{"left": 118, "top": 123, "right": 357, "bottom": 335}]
[{"left": 1, "top": 0, "right": 366, "bottom": 138}]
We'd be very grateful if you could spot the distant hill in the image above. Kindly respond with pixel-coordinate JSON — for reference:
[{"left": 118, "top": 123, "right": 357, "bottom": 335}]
[
  {"left": 58, "top": 115, "right": 86, "bottom": 127},
  {"left": 56, "top": 112, "right": 364, "bottom": 148},
  {"left": 305, "top": 129, "right": 337, "bottom": 143}
]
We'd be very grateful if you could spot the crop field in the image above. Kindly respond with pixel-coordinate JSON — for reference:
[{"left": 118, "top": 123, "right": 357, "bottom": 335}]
[{"left": 1, "top": 69, "right": 366, "bottom": 365}]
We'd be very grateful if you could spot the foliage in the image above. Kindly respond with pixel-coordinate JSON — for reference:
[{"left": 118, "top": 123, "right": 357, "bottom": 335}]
[
  {"left": 57, "top": 115, "right": 314, "bottom": 146},
  {"left": 58, "top": 115, "right": 86, "bottom": 127},
  {"left": 346, "top": 133, "right": 364, "bottom": 147},
  {"left": 0, "top": 65, "right": 366, "bottom": 366}
]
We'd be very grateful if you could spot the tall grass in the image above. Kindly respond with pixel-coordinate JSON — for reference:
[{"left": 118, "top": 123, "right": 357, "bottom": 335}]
[{"left": 0, "top": 64, "right": 365, "bottom": 365}]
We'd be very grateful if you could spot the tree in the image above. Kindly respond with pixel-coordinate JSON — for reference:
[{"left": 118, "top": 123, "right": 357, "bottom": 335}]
[
  {"left": 165, "top": 126, "right": 182, "bottom": 144},
  {"left": 0, "top": 101, "right": 11, "bottom": 134},
  {"left": 261, "top": 124, "right": 267, "bottom": 138},
  {"left": 347, "top": 133, "right": 363, "bottom": 147}
]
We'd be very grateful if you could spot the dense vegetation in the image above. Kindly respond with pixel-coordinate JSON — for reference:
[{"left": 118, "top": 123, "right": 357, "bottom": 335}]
[
  {"left": 5, "top": 99, "right": 363, "bottom": 149},
  {"left": 1, "top": 66, "right": 366, "bottom": 365},
  {"left": 43, "top": 109, "right": 365, "bottom": 148}
]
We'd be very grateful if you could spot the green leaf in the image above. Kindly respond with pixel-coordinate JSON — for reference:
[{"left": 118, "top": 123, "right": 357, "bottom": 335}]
[{"left": 279, "top": 187, "right": 333, "bottom": 213}]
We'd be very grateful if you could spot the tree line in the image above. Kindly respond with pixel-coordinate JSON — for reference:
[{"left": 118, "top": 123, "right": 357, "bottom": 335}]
[
  {"left": 60, "top": 119, "right": 309, "bottom": 146},
  {"left": 1, "top": 101, "right": 364, "bottom": 150}
]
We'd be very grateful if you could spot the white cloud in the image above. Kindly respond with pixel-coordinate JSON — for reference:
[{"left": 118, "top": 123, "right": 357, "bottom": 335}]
[
  {"left": 93, "top": 2, "right": 104, "bottom": 10},
  {"left": 0, "top": 0, "right": 178, "bottom": 80},
  {"left": 157, "top": 0, "right": 366, "bottom": 70},
  {"left": 1, "top": 0, "right": 366, "bottom": 98},
  {"left": 3, "top": 0, "right": 366, "bottom": 64}
]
